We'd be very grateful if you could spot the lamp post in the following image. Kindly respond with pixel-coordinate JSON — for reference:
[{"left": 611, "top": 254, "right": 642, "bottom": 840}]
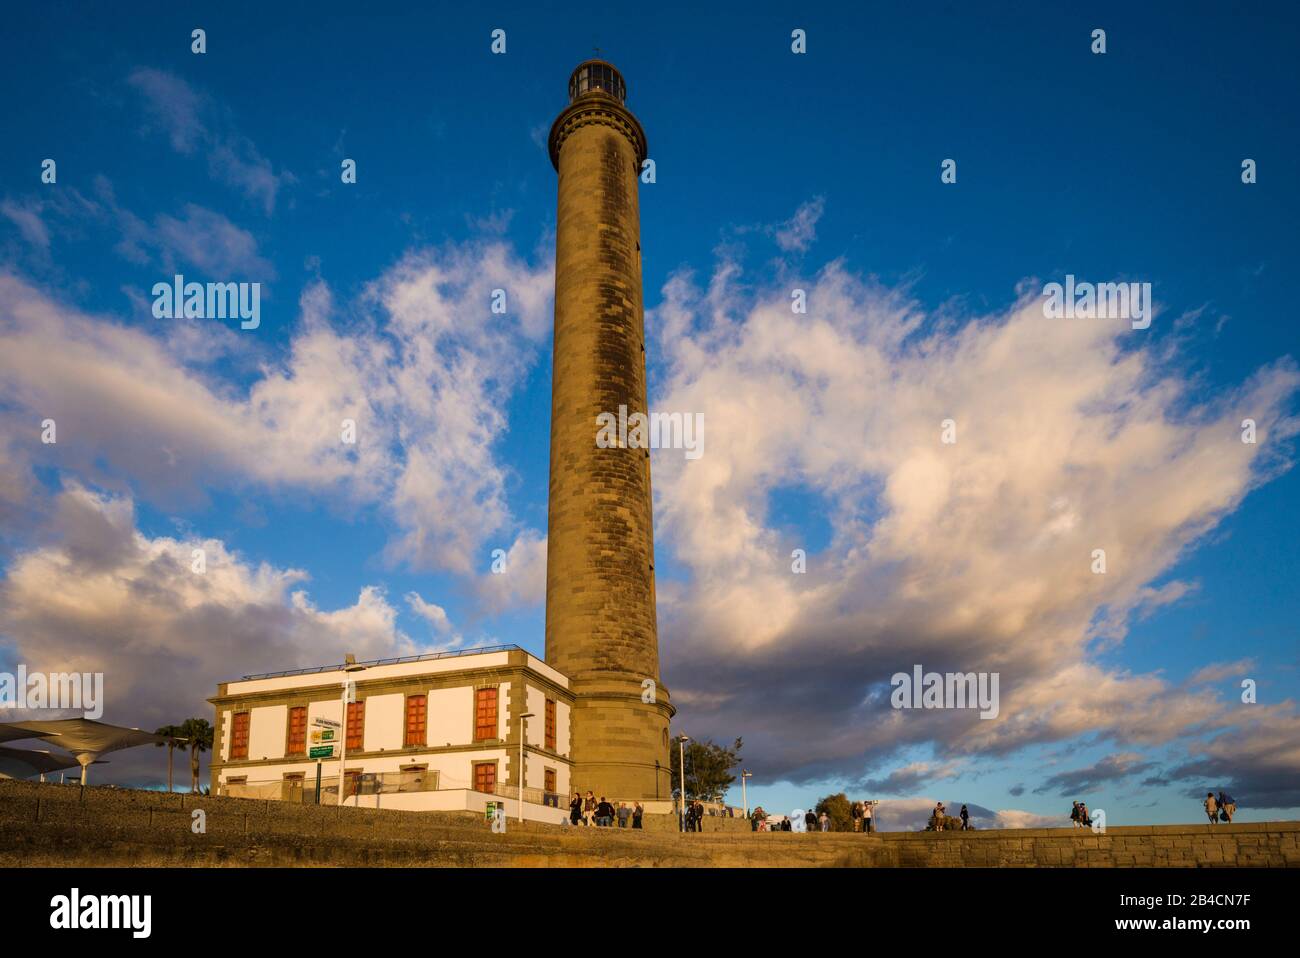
[
  {"left": 337, "top": 654, "right": 365, "bottom": 807},
  {"left": 674, "top": 734, "right": 690, "bottom": 832},
  {"left": 741, "top": 769, "right": 753, "bottom": 818},
  {"left": 518, "top": 712, "right": 535, "bottom": 823}
]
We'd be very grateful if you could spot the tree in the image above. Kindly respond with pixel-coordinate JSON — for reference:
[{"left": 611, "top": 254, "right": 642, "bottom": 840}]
[
  {"left": 815, "top": 792, "right": 853, "bottom": 832},
  {"left": 153, "top": 725, "right": 186, "bottom": 792},
  {"left": 669, "top": 736, "right": 742, "bottom": 804},
  {"left": 177, "top": 718, "right": 213, "bottom": 793}
]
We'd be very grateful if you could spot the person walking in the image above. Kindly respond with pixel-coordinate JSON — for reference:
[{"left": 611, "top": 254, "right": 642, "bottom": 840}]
[
  {"left": 569, "top": 791, "right": 583, "bottom": 826},
  {"left": 819, "top": 810, "right": 830, "bottom": 832},
  {"left": 863, "top": 801, "right": 874, "bottom": 834},
  {"left": 1217, "top": 791, "right": 1236, "bottom": 823},
  {"left": 595, "top": 796, "right": 615, "bottom": 827},
  {"left": 1079, "top": 802, "right": 1091, "bottom": 828},
  {"left": 583, "top": 790, "right": 596, "bottom": 826},
  {"left": 960, "top": 804, "right": 970, "bottom": 831},
  {"left": 632, "top": 801, "right": 644, "bottom": 829},
  {"left": 617, "top": 801, "right": 631, "bottom": 828},
  {"left": 1070, "top": 801, "right": 1081, "bottom": 828},
  {"left": 851, "top": 801, "right": 863, "bottom": 832},
  {"left": 804, "top": 809, "right": 818, "bottom": 833},
  {"left": 693, "top": 800, "right": 705, "bottom": 832},
  {"left": 1204, "top": 791, "right": 1219, "bottom": 824}
]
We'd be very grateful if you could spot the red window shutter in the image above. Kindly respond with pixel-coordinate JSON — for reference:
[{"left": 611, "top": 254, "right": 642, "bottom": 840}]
[
  {"left": 405, "top": 694, "right": 427, "bottom": 746},
  {"left": 545, "top": 699, "right": 556, "bottom": 750},
  {"left": 346, "top": 701, "right": 365, "bottom": 750},
  {"left": 287, "top": 706, "right": 307, "bottom": 755},
  {"left": 230, "top": 712, "right": 250, "bottom": 759},
  {"left": 474, "top": 687, "right": 497, "bottom": 741},
  {"left": 474, "top": 762, "right": 496, "bottom": 793}
]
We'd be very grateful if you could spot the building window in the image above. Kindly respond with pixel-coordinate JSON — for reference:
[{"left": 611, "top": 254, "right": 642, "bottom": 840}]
[
  {"left": 229, "top": 711, "right": 250, "bottom": 759},
  {"left": 473, "top": 761, "right": 497, "bottom": 794},
  {"left": 544, "top": 767, "right": 556, "bottom": 794},
  {"left": 474, "top": 687, "right": 498, "bottom": 742},
  {"left": 405, "top": 694, "right": 427, "bottom": 747},
  {"left": 286, "top": 706, "right": 307, "bottom": 755},
  {"left": 346, "top": 700, "right": 365, "bottom": 751},
  {"left": 399, "top": 764, "right": 430, "bottom": 793},
  {"left": 545, "top": 698, "right": 556, "bottom": 750}
]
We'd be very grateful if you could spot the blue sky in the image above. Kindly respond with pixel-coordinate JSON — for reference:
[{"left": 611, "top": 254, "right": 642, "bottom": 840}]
[{"left": 2, "top": 1, "right": 1298, "bottom": 829}]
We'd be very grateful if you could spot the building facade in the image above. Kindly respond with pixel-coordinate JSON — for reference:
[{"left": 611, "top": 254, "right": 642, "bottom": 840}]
[
  {"left": 209, "top": 647, "right": 573, "bottom": 817},
  {"left": 546, "top": 59, "right": 675, "bottom": 801}
]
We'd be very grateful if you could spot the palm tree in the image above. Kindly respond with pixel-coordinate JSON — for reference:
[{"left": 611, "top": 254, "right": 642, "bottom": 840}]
[
  {"left": 177, "top": 717, "right": 214, "bottom": 793},
  {"left": 153, "top": 725, "right": 187, "bottom": 792}
]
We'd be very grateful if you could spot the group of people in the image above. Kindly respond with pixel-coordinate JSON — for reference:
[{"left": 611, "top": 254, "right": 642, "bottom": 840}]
[
  {"left": 745, "top": 800, "right": 879, "bottom": 832},
  {"left": 929, "top": 802, "right": 971, "bottom": 831},
  {"left": 682, "top": 799, "right": 709, "bottom": 831},
  {"left": 564, "top": 787, "right": 1244, "bottom": 832},
  {"left": 568, "top": 790, "right": 644, "bottom": 828},
  {"left": 748, "top": 807, "right": 801, "bottom": 832},
  {"left": 851, "top": 800, "right": 877, "bottom": 832},
  {"left": 1205, "top": 790, "right": 1237, "bottom": 823},
  {"left": 1069, "top": 801, "right": 1094, "bottom": 829}
]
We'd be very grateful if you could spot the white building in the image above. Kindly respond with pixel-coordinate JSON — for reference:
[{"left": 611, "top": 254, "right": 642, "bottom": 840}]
[{"left": 209, "top": 646, "right": 573, "bottom": 823}]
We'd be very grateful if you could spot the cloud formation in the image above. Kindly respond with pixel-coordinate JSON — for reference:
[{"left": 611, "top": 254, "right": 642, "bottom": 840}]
[
  {"left": 0, "top": 235, "right": 553, "bottom": 582},
  {"left": 0, "top": 482, "right": 414, "bottom": 732},
  {"left": 647, "top": 232, "right": 1300, "bottom": 805},
  {"left": 128, "top": 67, "right": 292, "bottom": 215}
]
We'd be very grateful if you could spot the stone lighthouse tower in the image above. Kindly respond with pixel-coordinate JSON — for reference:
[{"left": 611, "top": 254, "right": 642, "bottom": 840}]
[{"left": 545, "top": 59, "right": 674, "bottom": 801}]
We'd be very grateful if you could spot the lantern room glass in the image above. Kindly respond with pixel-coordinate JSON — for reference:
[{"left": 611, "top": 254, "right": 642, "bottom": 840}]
[{"left": 569, "top": 62, "right": 626, "bottom": 103}]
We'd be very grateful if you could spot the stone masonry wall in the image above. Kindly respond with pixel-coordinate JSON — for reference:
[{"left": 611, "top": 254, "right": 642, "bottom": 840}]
[{"left": 2, "top": 781, "right": 1296, "bottom": 867}]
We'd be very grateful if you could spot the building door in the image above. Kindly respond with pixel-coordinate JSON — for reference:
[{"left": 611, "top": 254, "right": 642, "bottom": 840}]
[
  {"left": 544, "top": 767, "right": 557, "bottom": 806},
  {"left": 282, "top": 772, "right": 305, "bottom": 803}
]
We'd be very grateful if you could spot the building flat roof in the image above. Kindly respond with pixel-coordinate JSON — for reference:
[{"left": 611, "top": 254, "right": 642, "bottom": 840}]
[{"left": 238, "top": 644, "right": 522, "bottom": 681}]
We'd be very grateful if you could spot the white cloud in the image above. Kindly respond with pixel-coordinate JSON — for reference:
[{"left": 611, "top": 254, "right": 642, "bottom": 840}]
[
  {"left": 405, "top": 591, "right": 452, "bottom": 634},
  {"left": 473, "top": 529, "right": 548, "bottom": 609},
  {"left": 127, "top": 67, "right": 292, "bottom": 215},
  {"left": 1, "top": 200, "right": 50, "bottom": 250},
  {"left": 0, "top": 236, "right": 552, "bottom": 580},
  {"left": 992, "top": 809, "right": 1069, "bottom": 830},
  {"left": 647, "top": 247, "right": 1300, "bottom": 791},
  {"left": 0, "top": 482, "right": 415, "bottom": 736},
  {"left": 150, "top": 204, "right": 275, "bottom": 277},
  {"left": 772, "top": 196, "right": 825, "bottom": 253}
]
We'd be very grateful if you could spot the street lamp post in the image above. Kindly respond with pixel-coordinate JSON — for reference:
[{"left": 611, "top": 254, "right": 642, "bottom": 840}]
[
  {"left": 518, "top": 713, "right": 535, "bottom": 823},
  {"left": 741, "top": 769, "right": 753, "bottom": 818},
  {"left": 675, "top": 734, "right": 690, "bottom": 832},
  {"left": 337, "top": 655, "right": 365, "bottom": 807}
]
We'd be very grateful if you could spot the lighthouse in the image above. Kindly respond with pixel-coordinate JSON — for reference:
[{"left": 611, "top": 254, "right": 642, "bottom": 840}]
[{"left": 545, "top": 60, "right": 674, "bottom": 801}]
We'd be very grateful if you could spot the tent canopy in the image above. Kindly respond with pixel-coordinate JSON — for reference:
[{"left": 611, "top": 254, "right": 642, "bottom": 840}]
[
  {"left": 0, "top": 745, "right": 95, "bottom": 779},
  {"left": 0, "top": 725, "right": 58, "bottom": 745},
  {"left": 0, "top": 719, "right": 163, "bottom": 784},
  {"left": 0, "top": 718, "right": 163, "bottom": 756}
]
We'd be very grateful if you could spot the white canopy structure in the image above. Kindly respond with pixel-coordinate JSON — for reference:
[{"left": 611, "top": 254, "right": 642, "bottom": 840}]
[
  {"left": 0, "top": 719, "right": 162, "bottom": 785},
  {"left": 0, "top": 725, "right": 57, "bottom": 745},
  {"left": 0, "top": 745, "right": 92, "bottom": 780}
]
